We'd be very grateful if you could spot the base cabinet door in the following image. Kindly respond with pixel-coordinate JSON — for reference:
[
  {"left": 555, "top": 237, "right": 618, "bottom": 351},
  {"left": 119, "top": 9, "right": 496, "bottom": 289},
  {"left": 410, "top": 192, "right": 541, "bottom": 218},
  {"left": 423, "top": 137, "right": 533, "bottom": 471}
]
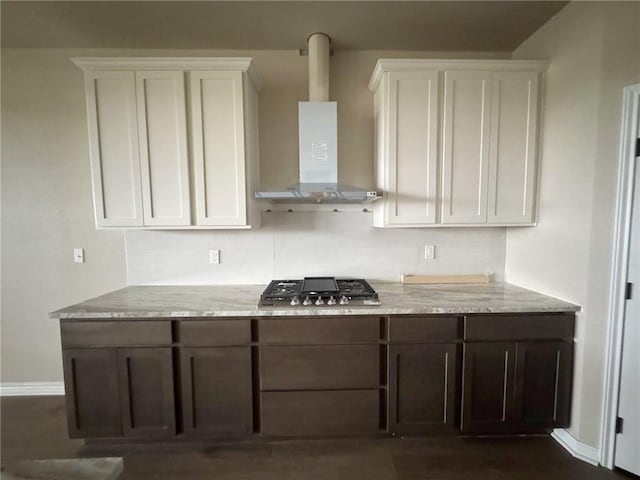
[
  {"left": 117, "top": 348, "right": 176, "bottom": 438},
  {"left": 389, "top": 344, "right": 459, "bottom": 434},
  {"left": 181, "top": 347, "right": 253, "bottom": 436},
  {"left": 514, "top": 342, "right": 573, "bottom": 428},
  {"left": 461, "top": 343, "right": 516, "bottom": 433},
  {"left": 62, "top": 349, "right": 122, "bottom": 438},
  {"left": 63, "top": 347, "right": 176, "bottom": 439},
  {"left": 462, "top": 341, "right": 573, "bottom": 434}
]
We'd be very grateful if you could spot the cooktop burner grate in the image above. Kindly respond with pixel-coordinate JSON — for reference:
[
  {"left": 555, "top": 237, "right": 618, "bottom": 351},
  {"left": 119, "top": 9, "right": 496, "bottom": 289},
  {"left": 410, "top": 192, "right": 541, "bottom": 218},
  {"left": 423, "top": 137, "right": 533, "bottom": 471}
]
[
  {"left": 259, "top": 277, "right": 380, "bottom": 307},
  {"left": 270, "top": 281, "right": 301, "bottom": 296}
]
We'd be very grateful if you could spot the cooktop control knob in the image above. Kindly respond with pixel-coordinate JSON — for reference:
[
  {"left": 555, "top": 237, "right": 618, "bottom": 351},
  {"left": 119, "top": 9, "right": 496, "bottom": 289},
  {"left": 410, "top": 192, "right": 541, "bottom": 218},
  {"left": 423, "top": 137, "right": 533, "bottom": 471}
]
[
  {"left": 302, "top": 296, "right": 312, "bottom": 306},
  {"left": 290, "top": 296, "right": 300, "bottom": 306},
  {"left": 315, "top": 296, "right": 324, "bottom": 306},
  {"left": 339, "top": 295, "right": 349, "bottom": 305},
  {"left": 327, "top": 296, "right": 337, "bottom": 305}
]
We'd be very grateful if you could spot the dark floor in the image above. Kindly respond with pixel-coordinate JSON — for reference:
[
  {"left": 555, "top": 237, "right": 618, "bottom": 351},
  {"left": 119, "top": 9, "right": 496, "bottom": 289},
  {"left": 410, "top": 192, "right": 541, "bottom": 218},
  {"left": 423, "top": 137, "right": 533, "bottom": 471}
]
[{"left": 1, "top": 396, "right": 633, "bottom": 480}]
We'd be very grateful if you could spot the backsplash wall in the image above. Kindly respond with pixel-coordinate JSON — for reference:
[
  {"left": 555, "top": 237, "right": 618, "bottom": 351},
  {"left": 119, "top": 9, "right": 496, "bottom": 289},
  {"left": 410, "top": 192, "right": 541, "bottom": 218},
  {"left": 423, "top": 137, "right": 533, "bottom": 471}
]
[{"left": 126, "top": 212, "right": 506, "bottom": 285}]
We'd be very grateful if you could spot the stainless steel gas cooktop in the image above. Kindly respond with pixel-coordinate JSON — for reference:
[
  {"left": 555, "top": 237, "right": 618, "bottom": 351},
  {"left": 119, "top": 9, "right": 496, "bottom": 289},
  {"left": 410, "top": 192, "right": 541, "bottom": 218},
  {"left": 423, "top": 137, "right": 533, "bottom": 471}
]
[{"left": 258, "top": 277, "right": 381, "bottom": 307}]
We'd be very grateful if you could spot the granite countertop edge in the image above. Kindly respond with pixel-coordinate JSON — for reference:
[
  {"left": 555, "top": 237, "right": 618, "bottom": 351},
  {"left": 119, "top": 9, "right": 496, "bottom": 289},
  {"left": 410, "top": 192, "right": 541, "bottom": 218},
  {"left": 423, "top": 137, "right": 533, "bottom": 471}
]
[{"left": 49, "top": 282, "right": 581, "bottom": 320}]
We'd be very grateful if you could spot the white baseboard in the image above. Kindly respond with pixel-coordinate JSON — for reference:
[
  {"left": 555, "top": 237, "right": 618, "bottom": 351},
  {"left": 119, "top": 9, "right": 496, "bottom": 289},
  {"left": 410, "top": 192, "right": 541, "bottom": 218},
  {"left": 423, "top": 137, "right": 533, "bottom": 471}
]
[
  {"left": 0, "top": 382, "right": 65, "bottom": 397},
  {"left": 551, "top": 428, "right": 601, "bottom": 466}
]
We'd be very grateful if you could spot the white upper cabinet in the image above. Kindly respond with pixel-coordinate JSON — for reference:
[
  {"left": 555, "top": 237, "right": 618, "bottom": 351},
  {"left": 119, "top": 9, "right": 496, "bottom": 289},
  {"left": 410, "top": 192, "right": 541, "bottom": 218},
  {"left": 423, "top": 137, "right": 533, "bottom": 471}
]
[
  {"left": 84, "top": 71, "right": 143, "bottom": 227},
  {"left": 369, "top": 59, "right": 546, "bottom": 228},
  {"left": 487, "top": 71, "right": 539, "bottom": 224},
  {"left": 135, "top": 71, "right": 190, "bottom": 226},
  {"left": 189, "top": 71, "right": 247, "bottom": 226},
  {"left": 73, "top": 58, "right": 261, "bottom": 229},
  {"left": 441, "top": 70, "right": 492, "bottom": 224},
  {"left": 373, "top": 70, "right": 439, "bottom": 227}
]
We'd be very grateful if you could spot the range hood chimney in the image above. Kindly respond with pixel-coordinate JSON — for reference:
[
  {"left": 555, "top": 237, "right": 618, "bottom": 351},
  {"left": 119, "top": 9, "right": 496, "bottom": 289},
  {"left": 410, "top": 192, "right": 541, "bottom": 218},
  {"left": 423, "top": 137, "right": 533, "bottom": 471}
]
[
  {"left": 308, "top": 32, "right": 330, "bottom": 102},
  {"left": 255, "top": 33, "right": 380, "bottom": 204}
]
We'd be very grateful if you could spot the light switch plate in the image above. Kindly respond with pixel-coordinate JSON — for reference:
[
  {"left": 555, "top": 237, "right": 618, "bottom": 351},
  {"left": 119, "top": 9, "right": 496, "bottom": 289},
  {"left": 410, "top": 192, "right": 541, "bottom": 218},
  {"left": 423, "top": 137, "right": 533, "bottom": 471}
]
[
  {"left": 424, "top": 245, "right": 435, "bottom": 260},
  {"left": 74, "top": 248, "right": 85, "bottom": 263},
  {"left": 209, "top": 249, "right": 220, "bottom": 265}
]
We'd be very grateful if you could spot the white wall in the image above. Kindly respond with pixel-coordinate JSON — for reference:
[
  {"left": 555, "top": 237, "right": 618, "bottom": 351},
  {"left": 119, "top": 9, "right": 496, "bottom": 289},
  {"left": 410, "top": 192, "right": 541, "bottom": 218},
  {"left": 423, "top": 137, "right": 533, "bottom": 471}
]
[
  {"left": 1, "top": 50, "right": 128, "bottom": 383},
  {"left": 1, "top": 47, "right": 508, "bottom": 383},
  {"left": 506, "top": 1, "right": 640, "bottom": 448}
]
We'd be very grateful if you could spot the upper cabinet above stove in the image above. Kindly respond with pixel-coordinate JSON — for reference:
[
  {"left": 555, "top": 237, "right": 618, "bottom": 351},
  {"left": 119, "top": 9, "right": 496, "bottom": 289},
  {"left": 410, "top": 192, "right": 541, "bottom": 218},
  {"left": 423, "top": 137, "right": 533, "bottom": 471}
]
[
  {"left": 369, "top": 59, "right": 547, "bottom": 228},
  {"left": 73, "top": 58, "right": 261, "bottom": 229}
]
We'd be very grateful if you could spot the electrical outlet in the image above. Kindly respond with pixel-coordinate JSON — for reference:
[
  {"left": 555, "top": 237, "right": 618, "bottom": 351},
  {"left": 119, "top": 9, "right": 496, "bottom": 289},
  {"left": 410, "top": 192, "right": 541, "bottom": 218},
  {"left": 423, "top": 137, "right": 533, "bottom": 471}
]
[
  {"left": 424, "top": 245, "right": 435, "bottom": 260},
  {"left": 209, "top": 249, "right": 220, "bottom": 265},
  {"left": 74, "top": 248, "right": 85, "bottom": 263}
]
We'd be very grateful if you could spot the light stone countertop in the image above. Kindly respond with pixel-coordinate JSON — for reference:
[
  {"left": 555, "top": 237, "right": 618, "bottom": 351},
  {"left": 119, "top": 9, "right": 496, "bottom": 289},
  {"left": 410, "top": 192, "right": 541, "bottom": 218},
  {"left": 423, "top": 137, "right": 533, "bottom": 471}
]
[{"left": 50, "top": 282, "right": 580, "bottom": 320}]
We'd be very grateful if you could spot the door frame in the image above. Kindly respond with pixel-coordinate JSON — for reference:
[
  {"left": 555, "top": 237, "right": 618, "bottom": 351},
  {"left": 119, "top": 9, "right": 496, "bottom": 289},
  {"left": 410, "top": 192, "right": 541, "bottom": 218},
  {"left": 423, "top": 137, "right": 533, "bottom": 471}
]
[{"left": 600, "top": 84, "right": 640, "bottom": 469}]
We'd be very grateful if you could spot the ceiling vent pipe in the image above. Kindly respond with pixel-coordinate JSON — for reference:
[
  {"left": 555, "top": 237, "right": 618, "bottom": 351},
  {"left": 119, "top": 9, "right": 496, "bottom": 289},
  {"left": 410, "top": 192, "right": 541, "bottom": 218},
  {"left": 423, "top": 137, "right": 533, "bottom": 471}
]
[{"left": 308, "top": 32, "right": 331, "bottom": 102}]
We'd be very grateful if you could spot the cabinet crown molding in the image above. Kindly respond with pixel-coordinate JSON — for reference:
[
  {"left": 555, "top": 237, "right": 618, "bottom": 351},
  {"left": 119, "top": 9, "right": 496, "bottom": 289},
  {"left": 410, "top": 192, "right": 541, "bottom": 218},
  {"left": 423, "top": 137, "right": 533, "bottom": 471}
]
[
  {"left": 70, "top": 57, "right": 261, "bottom": 91},
  {"left": 368, "top": 59, "right": 549, "bottom": 92}
]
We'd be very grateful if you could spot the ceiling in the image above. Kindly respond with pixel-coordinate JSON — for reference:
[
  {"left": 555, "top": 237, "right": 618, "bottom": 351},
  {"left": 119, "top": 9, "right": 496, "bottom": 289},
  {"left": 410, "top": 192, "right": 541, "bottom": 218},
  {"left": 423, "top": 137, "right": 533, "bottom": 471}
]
[{"left": 1, "top": 1, "right": 568, "bottom": 51}]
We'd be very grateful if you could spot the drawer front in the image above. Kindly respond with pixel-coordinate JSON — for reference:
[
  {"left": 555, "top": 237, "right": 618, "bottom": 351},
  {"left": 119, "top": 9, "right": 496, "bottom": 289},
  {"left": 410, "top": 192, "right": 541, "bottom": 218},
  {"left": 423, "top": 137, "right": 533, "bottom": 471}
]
[
  {"left": 260, "top": 345, "right": 380, "bottom": 390},
  {"left": 464, "top": 314, "right": 575, "bottom": 341},
  {"left": 259, "top": 316, "right": 380, "bottom": 344},
  {"left": 389, "top": 315, "right": 461, "bottom": 343},
  {"left": 180, "top": 319, "right": 250, "bottom": 346},
  {"left": 61, "top": 321, "right": 171, "bottom": 347},
  {"left": 261, "top": 390, "right": 380, "bottom": 436}
]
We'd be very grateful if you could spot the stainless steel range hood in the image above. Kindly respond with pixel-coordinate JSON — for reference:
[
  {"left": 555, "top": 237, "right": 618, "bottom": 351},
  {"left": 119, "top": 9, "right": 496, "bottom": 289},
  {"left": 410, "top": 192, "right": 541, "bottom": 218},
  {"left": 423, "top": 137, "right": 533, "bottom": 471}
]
[{"left": 255, "top": 33, "right": 381, "bottom": 204}]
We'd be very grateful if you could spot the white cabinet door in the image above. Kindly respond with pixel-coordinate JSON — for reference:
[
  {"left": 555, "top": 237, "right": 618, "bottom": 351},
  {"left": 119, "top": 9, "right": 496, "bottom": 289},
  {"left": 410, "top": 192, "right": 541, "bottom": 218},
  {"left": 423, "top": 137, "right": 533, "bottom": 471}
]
[
  {"left": 384, "top": 71, "right": 439, "bottom": 226},
  {"left": 487, "top": 71, "right": 539, "bottom": 224},
  {"left": 189, "top": 71, "right": 247, "bottom": 226},
  {"left": 441, "top": 70, "right": 492, "bottom": 224},
  {"left": 85, "top": 71, "right": 143, "bottom": 227},
  {"left": 135, "top": 71, "right": 191, "bottom": 226}
]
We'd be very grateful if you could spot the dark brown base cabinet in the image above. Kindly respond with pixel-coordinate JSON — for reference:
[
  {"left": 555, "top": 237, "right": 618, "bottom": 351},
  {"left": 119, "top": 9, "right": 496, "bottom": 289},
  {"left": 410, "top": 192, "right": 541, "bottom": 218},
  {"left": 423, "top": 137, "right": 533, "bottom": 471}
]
[
  {"left": 386, "top": 315, "right": 463, "bottom": 435},
  {"left": 257, "top": 316, "right": 384, "bottom": 436},
  {"left": 62, "top": 349, "right": 121, "bottom": 438},
  {"left": 515, "top": 342, "right": 573, "bottom": 428},
  {"left": 180, "top": 347, "right": 253, "bottom": 436},
  {"left": 62, "top": 347, "right": 175, "bottom": 438},
  {"left": 388, "top": 344, "right": 459, "bottom": 434},
  {"left": 59, "top": 313, "right": 575, "bottom": 441},
  {"left": 461, "top": 314, "right": 574, "bottom": 434}
]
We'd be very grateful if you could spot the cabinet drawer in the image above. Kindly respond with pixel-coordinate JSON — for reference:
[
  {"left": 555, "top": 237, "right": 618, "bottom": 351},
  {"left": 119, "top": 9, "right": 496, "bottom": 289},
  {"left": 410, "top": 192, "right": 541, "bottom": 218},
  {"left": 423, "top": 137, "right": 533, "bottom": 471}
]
[
  {"left": 61, "top": 321, "right": 171, "bottom": 347},
  {"left": 260, "top": 345, "right": 380, "bottom": 390},
  {"left": 180, "top": 319, "right": 250, "bottom": 346},
  {"left": 464, "top": 314, "right": 575, "bottom": 341},
  {"left": 389, "top": 316, "right": 461, "bottom": 343},
  {"left": 259, "top": 316, "right": 380, "bottom": 344},
  {"left": 261, "top": 390, "right": 380, "bottom": 436}
]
